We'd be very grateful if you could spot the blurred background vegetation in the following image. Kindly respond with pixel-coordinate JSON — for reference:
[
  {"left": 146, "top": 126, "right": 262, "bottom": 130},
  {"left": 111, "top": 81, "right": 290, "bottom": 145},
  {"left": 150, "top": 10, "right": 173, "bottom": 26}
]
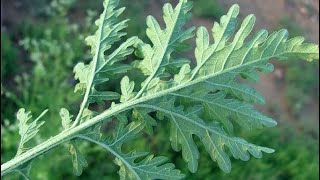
[{"left": 1, "top": 0, "right": 319, "bottom": 179}]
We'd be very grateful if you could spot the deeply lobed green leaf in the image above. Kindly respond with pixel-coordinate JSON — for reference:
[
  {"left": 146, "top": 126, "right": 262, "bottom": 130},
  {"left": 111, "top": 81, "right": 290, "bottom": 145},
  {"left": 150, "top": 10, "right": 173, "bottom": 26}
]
[
  {"left": 126, "top": 1, "right": 318, "bottom": 174},
  {"left": 3, "top": 0, "right": 318, "bottom": 179},
  {"left": 73, "top": 0, "right": 318, "bottom": 177}
]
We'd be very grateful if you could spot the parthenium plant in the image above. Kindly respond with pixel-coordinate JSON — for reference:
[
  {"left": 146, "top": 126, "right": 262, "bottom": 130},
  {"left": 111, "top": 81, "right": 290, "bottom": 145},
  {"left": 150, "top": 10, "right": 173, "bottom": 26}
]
[{"left": 1, "top": 0, "right": 319, "bottom": 179}]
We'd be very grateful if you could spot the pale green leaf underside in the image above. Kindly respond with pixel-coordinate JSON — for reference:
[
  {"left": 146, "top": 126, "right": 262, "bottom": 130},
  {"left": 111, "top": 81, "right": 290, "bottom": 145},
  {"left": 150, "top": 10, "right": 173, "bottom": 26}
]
[
  {"left": 79, "top": 0, "right": 318, "bottom": 176},
  {"left": 60, "top": 108, "right": 73, "bottom": 129},
  {"left": 73, "top": 0, "right": 137, "bottom": 109},
  {"left": 3, "top": 0, "right": 318, "bottom": 179},
  {"left": 133, "top": 0, "right": 195, "bottom": 97},
  {"left": 75, "top": 0, "right": 319, "bottom": 177},
  {"left": 126, "top": 1, "right": 318, "bottom": 174}
]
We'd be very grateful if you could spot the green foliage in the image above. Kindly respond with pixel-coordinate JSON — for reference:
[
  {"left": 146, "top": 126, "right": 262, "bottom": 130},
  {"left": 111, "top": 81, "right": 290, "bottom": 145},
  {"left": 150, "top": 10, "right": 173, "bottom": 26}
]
[
  {"left": 279, "top": 17, "right": 304, "bottom": 38},
  {"left": 1, "top": 0, "right": 319, "bottom": 179},
  {"left": 1, "top": 0, "right": 90, "bottom": 179},
  {"left": 193, "top": 0, "right": 224, "bottom": 18},
  {"left": 285, "top": 60, "right": 319, "bottom": 114},
  {"left": 120, "top": 0, "right": 148, "bottom": 39},
  {"left": 0, "top": 32, "right": 18, "bottom": 79},
  {"left": 1, "top": 32, "right": 19, "bottom": 125},
  {"left": 15, "top": 0, "right": 86, "bottom": 136}
]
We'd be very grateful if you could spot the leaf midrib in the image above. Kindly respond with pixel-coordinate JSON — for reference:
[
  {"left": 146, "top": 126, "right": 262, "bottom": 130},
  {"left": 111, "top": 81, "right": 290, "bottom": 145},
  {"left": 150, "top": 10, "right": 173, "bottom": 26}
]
[
  {"left": 204, "top": 80, "right": 264, "bottom": 103},
  {"left": 191, "top": 9, "right": 236, "bottom": 79},
  {"left": 169, "top": 92, "right": 270, "bottom": 122},
  {"left": 72, "top": 6, "right": 109, "bottom": 126},
  {"left": 135, "top": 2, "right": 185, "bottom": 98},
  {"left": 95, "top": 36, "right": 135, "bottom": 74},
  {"left": 135, "top": 103, "right": 265, "bottom": 149}
]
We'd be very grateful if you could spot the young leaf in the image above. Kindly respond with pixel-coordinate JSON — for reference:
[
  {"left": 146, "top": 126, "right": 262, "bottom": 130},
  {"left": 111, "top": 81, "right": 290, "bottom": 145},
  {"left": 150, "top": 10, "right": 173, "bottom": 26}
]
[
  {"left": 16, "top": 108, "right": 47, "bottom": 155},
  {"left": 60, "top": 108, "right": 73, "bottom": 129},
  {"left": 120, "top": 76, "right": 135, "bottom": 102},
  {"left": 73, "top": 62, "right": 91, "bottom": 94},
  {"left": 133, "top": 0, "right": 195, "bottom": 97}
]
